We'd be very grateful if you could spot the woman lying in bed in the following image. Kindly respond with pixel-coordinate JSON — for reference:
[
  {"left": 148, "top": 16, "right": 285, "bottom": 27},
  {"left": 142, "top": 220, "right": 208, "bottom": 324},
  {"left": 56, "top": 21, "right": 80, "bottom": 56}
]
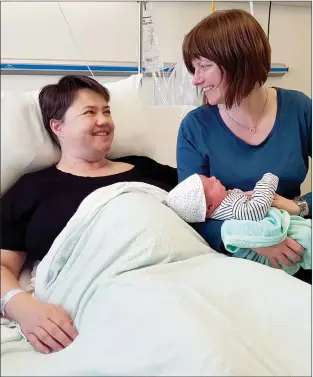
[{"left": 0, "top": 75, "right": 177, "bottom": 354}]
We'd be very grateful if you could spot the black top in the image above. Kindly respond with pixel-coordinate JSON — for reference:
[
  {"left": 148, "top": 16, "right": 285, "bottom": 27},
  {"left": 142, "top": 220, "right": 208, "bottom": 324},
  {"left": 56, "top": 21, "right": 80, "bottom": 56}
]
[{"left": 0, "top": 156, "right": 177, "bottom": 261}]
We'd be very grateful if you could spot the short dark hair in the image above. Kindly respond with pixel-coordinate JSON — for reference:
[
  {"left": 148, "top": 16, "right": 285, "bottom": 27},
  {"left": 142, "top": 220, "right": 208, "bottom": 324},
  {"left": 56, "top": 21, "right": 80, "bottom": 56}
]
[
  {"left": 38, "top": 75, "right": 110, "bottom": 146},
  {"left": 182, "top": 9, "right": 271, "bottom": 108}
]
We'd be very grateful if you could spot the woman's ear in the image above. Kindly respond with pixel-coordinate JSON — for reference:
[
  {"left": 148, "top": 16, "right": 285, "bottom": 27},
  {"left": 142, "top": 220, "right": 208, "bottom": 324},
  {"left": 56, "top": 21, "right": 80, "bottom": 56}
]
[{"left": 50, "top": 119, "right": 64, "bottom": 138}]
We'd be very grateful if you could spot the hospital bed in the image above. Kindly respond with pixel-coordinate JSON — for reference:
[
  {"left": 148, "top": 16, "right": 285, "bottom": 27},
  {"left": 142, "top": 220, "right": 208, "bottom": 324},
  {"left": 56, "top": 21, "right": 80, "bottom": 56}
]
[{"left": 1, "top": 74, "right": 311, "bottom": 376}]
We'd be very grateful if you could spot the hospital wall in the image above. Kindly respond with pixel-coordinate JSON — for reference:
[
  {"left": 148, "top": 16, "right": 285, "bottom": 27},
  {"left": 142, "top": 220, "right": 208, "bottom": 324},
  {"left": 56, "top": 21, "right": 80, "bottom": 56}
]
[
  {"left": 1, "top": 1, "right": 312, "bottom": 94},
  {"left": 1, "top": 1, "right": 312, "bottom": 193}
]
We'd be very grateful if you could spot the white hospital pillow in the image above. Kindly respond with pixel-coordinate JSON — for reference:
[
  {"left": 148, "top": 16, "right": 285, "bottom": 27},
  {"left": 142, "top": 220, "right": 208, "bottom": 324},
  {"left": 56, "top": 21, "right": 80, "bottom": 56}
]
[{"left": 1, "top": 90, "right": 61, "bottom": 194}]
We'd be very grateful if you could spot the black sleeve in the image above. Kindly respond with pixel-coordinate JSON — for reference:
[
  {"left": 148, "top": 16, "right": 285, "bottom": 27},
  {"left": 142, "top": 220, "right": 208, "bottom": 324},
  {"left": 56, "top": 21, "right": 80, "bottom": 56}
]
[
  {"left": 0, "top": 176, "right": 38, "bottom": 252},
  {"left": 114, "top": 155, "right": 178, "bottom": 190}
]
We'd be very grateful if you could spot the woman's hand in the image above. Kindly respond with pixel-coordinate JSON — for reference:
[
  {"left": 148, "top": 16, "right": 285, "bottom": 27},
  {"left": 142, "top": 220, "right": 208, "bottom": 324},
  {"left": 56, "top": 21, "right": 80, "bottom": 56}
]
[
  {"left": 243, "top": 192, "right": 301, "bottom": 216},
  {"left": 10, "top": 294, "right": 78, "bottom": 354},
  {"left": 253, "top": 237, "right": 304, "bottom": 269},
  {"left": 271, "top": 194, "right": 300, "bottom": 215}
]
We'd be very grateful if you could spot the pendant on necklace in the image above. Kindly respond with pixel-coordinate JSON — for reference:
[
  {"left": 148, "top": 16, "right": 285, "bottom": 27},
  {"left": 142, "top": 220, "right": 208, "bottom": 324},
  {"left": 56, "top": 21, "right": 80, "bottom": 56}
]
[{"left": 249, "top": 127, "right": 256, "bottom": 134}]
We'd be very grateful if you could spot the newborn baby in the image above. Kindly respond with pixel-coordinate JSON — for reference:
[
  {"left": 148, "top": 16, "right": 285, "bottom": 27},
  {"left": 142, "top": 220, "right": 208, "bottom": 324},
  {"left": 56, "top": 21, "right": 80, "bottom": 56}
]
[
  {"left": 166, "top": 173, "right": 278, "bottom": 223},
  {"left": 166, "top": 173, "right": 312, "bottom": 276}
]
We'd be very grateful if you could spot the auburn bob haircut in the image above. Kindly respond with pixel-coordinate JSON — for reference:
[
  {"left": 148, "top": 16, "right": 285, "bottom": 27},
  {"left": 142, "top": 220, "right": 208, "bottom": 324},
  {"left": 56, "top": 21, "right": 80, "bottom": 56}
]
[{"left": 183, "top": 9, "right": 271, "bottom": 108}]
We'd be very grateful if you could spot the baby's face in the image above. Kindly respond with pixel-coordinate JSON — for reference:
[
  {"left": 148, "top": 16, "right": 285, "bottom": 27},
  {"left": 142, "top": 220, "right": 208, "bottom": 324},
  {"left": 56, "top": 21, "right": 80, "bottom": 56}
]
[{"left": 199, "top": 175, "right": 227, "bottom": 216}]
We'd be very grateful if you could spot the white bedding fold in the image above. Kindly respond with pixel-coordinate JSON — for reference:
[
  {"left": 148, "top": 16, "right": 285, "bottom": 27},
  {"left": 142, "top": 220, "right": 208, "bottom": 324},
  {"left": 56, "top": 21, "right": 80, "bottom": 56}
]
[{"left": 1, "top": 183, "right": 311, "bottom": 376}]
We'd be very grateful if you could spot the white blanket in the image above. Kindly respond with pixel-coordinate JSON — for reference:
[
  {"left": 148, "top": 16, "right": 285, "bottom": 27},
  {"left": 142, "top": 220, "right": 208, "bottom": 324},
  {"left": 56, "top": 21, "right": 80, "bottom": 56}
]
[{"left": 1, "top": 183, "right": 311, "bottom": 376}]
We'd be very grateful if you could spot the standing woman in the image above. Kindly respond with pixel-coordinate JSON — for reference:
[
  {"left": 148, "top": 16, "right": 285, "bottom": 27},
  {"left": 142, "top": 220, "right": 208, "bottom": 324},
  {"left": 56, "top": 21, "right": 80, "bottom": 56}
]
[{"left": 176, "top": 9, "right": 311, "bottom": 282}]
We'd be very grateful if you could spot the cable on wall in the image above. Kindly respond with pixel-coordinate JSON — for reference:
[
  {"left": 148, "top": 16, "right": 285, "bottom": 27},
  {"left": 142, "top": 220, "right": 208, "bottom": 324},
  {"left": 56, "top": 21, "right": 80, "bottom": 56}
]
[
  {"left": 57, "top": 3, "right": 95, "bottom": 78},
  {"left": 267, "top": 1, "right": 272, "bottom": 40}
]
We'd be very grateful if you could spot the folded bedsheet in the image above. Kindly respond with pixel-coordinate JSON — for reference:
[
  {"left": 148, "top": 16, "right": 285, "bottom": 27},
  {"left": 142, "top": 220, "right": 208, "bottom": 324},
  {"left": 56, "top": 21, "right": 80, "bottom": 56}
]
[{"left": 1, "top": 183, "right": 311, "bottom": 376}]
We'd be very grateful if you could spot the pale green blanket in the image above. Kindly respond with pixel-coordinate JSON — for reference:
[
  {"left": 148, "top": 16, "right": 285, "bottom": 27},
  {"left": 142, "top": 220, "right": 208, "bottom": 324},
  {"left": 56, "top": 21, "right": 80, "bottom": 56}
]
[
  {"left": 221, "top": 208, "right": 312, "bottom": 275},
  {"left": 1, "top": 186, "right": 311, "bottom": 376}
]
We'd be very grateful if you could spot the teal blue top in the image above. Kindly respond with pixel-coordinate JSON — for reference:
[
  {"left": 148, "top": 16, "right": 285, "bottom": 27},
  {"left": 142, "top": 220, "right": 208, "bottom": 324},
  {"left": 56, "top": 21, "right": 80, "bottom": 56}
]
[{"left": 177, "top": 88, "right": 312, "bottom": 251}]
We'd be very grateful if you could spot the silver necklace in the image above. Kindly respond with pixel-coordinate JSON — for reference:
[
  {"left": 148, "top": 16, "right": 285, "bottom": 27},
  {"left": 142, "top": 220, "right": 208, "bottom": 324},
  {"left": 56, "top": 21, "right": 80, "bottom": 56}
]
[{"left": 224, "top": 88, "right": 268, "bottom": 134}]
